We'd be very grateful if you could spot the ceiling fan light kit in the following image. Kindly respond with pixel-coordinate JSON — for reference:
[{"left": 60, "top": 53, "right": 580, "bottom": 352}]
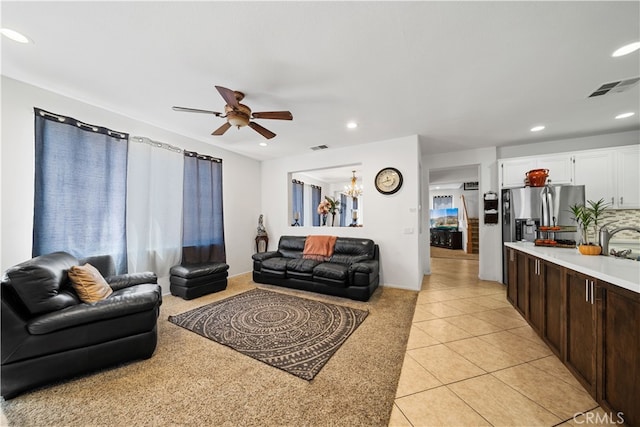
[{"left": 173, "top": 85, "right": 293, "bottom": 140}]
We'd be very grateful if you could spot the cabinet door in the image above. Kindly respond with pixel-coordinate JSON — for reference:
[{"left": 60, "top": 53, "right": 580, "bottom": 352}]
[
  {"left": 537, "top": 155, "right": 574, "bottom": 185},
  {"left": 515, "top": 251, "right": 527, "bottom": 315},
  {"left": 527, "top": 256, "right": 543, "bottom": 333},
  {"left": 616, "top": 145, "right": 640, "bottom": 209},
  {"left": 541, "top": 261, "right": 563, "bottom": 357},
  {"left": 573, "top": 150, "right": 616, "bottom": 207},
  {"left": 599, "top": 283, "right": 640, "bottom": 427},
  {"left": 506, "top": 248, "right": 518, "bottom": 305},
  {"left": 500, "top": 159, "right": 534, "bottom": 188},
  {"left": 565, "top": 270, "right": 597, "bottom": 397}
]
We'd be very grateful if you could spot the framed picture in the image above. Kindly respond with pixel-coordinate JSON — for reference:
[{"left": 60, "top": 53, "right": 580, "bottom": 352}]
[{"left": 464, "top": 181, "right": 479, "bottom": 190}]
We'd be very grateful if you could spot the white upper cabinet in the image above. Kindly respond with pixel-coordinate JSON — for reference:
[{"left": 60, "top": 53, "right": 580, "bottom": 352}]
[
  {"left": 572, "top": 145, "right": 640, "bottom": 209},
  {"left": 537, "top": 156, "right": 574, "bottom": 185},
  {"left": 499, "top": 158, "right": 534, "bottom": 188},
  {"left": 499, "top": 145, "right": 639, "bottom": 208},
  {"left": 573, "top": 149, "right": 616, "bottom": 206},
  {"left": 616, "top": 145, "right": 640, "bottom": 209},
  {"left": 499, "top": 155, "right": 573, "bottom": 188}
]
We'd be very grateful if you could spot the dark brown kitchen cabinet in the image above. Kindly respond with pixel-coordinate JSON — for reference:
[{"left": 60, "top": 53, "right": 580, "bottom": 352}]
[
  {"left": 540, "top": 261, "right": 564, "bottom": 357},
  {"left": 565, "top": 269, "right": 598, "bottom": 397},
  {"left": 506, "top": 247, "right": 518, "bottom": 305},
  {"left": 515, "top": 250, "right": 527, "bottom": 316},
  {"left": 526, "top": 255, "right": 543, "bottom": 333},
  {"left": 598, "top": 283, "right": 640, "bottom": 427},
  {"left": 506, "top": 246, "right": 639, "bottom": 425}
]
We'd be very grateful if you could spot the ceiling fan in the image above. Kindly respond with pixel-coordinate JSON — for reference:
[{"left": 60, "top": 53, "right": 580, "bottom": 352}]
[{"left": 172, "top": 86, "right": 293, "bottom": 139}]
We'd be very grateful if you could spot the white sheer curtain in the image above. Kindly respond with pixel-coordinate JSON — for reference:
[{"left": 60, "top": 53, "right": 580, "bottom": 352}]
[{"left": 126, "top": 137, "right": 183, "bottom": 282}]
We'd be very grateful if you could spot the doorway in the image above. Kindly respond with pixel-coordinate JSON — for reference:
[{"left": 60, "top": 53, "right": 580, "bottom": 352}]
[{"left": 428, "top": 165, "right": 480, "bottom": 268}]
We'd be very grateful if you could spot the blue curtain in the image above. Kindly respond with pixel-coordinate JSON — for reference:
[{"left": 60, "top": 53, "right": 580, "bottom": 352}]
[
  {"left": 182, "top": 151, "right": 226, "bottom": 264},
  {"left": 292, "top": 180, "right": 304, "bottom": 226},
  {"left": 33, "top": 108, "right": 129, "bottom": 273},
  {"left": 311, "top": 185, "right": 322, "bottom": 226},
  {"left": 340, "top": 194, "right": 347, "bottom": 226}
]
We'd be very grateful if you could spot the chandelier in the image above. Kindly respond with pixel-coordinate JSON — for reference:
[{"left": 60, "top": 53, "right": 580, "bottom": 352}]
[{"left": 343, "top": 170, "right": 363, "bottom": 198}]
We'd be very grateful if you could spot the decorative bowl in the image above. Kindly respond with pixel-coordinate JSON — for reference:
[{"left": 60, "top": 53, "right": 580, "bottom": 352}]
[
  {"left": 578, "top": 245, "right": 602, "bottom": 255},
  {"left": 526, "top": 169, "right": 549, "bottom": 187}
]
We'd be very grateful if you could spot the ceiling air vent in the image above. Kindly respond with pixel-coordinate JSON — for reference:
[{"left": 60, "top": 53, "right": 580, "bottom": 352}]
[
  {"left": 310, "top": 144, "right": 329, "bottom": 151},
  {"left": 588, "top": 77, "right": 640, "bottom": 97}
]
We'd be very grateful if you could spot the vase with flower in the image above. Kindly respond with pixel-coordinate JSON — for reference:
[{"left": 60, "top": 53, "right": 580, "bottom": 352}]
[{"left": 317, "top": 196, "right": 340, "bottom": 226}]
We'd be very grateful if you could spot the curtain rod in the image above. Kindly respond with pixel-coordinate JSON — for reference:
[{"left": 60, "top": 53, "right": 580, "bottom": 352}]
[
  {"left": 131, "top": 136, "right": 183, "bottom": 154},
  {"left": 132, "top": 137, "right": 222, "bottom": 162},
  {"left": 35, "top": 107, "right": 128, "bottom": 139}
]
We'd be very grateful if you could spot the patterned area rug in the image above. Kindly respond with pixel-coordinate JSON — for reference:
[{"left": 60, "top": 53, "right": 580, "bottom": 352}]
[{"left": 168, "top": 288, "right": 368, "bottom": 380}]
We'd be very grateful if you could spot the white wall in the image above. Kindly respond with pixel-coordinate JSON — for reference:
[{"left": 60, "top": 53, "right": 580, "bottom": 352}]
[
  {"left": 1, "top": 77, "right": 261, "bottom": 292},
  {"left": 261, "top": 135, "right": 422, "bottom": 291}
]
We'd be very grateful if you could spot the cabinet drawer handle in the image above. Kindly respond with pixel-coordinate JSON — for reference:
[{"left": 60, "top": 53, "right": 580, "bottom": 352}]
[
  {"left": 585, "top": 279, "right": 589, "bottom": 303},
  {"left": 620, "top": 196, "right": 624, "bottom": 205},
  {"left": 591, "top": 280, "right": 595, "bottom": 304},
  {"left": 611, "top": 197, "right": 614, "bottom": 205}
]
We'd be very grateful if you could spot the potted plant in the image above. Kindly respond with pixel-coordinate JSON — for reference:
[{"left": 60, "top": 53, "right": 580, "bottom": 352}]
[
  {"left": 569, "top": 198, "right": 610, "bottom": 255},
  {"left": 587, "top": 198, "right": 610, "bottom": 245}
]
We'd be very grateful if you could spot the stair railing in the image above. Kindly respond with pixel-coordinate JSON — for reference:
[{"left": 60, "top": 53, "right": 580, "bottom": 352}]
[{"left": 461, "top": 195, "right": 473, "bottom": 254}]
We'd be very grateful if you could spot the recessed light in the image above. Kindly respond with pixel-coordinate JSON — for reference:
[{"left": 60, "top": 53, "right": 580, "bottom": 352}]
[
  {"left": 346, "top": 122, "right": 358, "bottom": 129},
  {"left": 530, "top": 125, "right": 545, "bottom": 132},
  {"left": 0, "top": 28, "right": 31, "bottom": 44},
  {"left": 259, "top": 142, "right": 267, "bottom": 147},
  {"left": 612, "top": 42, "right": 640, "bottom": 57},
  {"left": 615, "top": 112, "right": 635, "bottom": 119}
]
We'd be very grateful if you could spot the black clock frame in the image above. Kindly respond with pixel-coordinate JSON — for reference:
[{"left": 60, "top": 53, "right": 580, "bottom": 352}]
[{"left": 375, "top": 167, "right": 403, "bottom": 195}]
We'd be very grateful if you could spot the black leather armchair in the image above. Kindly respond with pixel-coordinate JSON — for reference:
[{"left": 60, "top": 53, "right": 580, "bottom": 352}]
[{"left": 1, "top": 252, "right": 162, "bottom": 399}]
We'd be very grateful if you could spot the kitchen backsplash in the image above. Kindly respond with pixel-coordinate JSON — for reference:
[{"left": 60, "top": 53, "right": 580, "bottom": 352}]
[{"left": 593, "top": 209, "right": 640, "bottom": 240}]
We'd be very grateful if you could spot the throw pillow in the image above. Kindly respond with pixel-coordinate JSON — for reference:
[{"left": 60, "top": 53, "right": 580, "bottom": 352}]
[{"left": 68, "top": 263, "right": 113, "bottom": 303}]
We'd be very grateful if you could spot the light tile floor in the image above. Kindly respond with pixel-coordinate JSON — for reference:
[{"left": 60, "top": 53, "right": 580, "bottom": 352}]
[{"left": 389, "top": 256, "right": 607, "bottom": 427}]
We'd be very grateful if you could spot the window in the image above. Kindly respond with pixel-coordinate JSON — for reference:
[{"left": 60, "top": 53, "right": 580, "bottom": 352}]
[{"left": 433, "top": 195, "right": 453, "bottom": 210}]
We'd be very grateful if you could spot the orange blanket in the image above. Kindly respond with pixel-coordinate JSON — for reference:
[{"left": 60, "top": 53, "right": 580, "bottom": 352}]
[{"left": 303, "top": 235, "right": 338, "bottom": 261}]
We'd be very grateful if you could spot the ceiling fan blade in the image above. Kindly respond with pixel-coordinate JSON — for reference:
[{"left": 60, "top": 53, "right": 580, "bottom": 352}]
[
  {"left": 172, "top": 106, "right": 222, "bottom": 116},
  {"left": 252, "top": 111, "right": 293, "bottom": 120},
  {"left": 249, "top": 121, "right": 276, "bottom": 139},
  {"left": 215, "top": 85, "right": 239, "bottom": 108},
  {"left": 212, "top": 122, "right": 232, "bottom": 136}
]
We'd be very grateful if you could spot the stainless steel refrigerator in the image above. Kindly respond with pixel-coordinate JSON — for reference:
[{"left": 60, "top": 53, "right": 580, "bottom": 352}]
[{"left": 501, "top": 185, "right": 585, "bottom": 283}]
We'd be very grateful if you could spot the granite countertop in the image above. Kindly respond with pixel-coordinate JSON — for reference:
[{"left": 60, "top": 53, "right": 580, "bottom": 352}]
[{"left": 504, "top": 241, "right": 640, "bottom": 294}]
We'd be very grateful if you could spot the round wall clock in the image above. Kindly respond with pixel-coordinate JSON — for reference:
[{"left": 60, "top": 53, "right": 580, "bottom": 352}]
[{"left": 375, "top": 167, "right": 403, "bottom": 195}]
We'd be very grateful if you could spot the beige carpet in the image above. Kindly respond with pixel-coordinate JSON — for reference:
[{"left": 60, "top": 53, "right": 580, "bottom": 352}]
[{"left": 0, "top": 273, "right": 417, "bottom": 427}]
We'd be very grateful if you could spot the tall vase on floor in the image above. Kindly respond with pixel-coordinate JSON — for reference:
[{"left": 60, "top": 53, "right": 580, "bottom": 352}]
[{"left": 331, "top": 212, "right": 337, "bottom": 227}]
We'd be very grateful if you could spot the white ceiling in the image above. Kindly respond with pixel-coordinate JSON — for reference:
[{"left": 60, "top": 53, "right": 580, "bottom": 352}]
[{"left": 2, "top": 2, "right": 639, "bottom": 162}]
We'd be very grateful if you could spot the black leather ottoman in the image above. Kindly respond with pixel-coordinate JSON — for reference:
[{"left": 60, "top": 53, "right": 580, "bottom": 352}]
[{"left": 169, "top": 262, "right": 229, "bottom": 300}]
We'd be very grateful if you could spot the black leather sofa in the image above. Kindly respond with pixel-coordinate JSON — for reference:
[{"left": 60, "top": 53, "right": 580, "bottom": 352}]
[
  {"left": 252, "top": 236, "right": 379, "bottom": 301},
  {"left": 1, "top": 252, "right": 162, "bottom": 399}
]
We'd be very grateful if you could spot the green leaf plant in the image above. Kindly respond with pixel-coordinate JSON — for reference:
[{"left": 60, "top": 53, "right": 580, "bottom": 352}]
[{"left": 569, "top": 198, "right": 610, "bottom": 246}]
